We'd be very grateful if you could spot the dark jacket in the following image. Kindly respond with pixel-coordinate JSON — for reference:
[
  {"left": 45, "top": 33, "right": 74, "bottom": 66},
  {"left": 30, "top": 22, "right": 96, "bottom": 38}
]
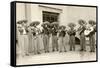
[
  {"left": 42, "top": 28, "right": 50, "bottom": 35},
  {"left": 52, "top": 27, "right": 58, "bottom": 36},
  {"left": 79, "top": 26, "right": 86, "bottom": 35},
  {"left": 89, "top": 27, "right": 95, "bottom": 37},
  {"left": 59, "top": 30, "right": 66, "bottom": 37},
  {"left": 67, "top": 29, "right": 76, "bottom": 36}
]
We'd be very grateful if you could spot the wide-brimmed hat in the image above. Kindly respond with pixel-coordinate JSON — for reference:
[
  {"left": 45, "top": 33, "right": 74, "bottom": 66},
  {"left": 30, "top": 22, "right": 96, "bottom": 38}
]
[
  {"left": 52, "top": 22, "right": 59, "bottom": 27},
  {"left": 59, "top": 25, "right": 66, "bottom": 29},
  {"left": 44, "top": 21, "right": 50, "bottom": 25},
  {"left": 17, "top": 20, "right": 27, "bottom": 24},
  {"left": 52, "top": 22, "right": 59, "bottom": 25},
  {"left": 30, "top": 21, "right": 40, "bottom": 26},
  {"left": 78, "top": 19, "right": 86, "bottom": 25},
  {"left": 68, "top": 22, "right": 76, "bottom": 28},
  {"left": 41, "top": 21, "right": 50, "bottom": 27},
  {"left": 88, "top": 20, "right": 96, "bottom": 25},
  {"left": 17, "top": 24, "right": 22, "bottom": 28}
]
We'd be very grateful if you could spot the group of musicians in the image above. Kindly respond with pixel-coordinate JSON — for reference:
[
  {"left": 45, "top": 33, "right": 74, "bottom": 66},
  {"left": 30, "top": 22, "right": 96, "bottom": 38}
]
[{"left": 17, "top": 19, "right": 96, "bottom": 57}]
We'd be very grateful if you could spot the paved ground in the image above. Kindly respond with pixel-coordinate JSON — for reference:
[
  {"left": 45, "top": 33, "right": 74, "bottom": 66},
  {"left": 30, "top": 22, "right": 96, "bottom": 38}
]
[{"left": 16, "top": 45, "right": 96, "bottom": 65}]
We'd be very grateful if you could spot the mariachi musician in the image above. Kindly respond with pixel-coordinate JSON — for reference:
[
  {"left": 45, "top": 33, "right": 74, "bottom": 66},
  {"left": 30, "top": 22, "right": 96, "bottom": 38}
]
[
  {"left": 58, "top": 25, "right": 67, "bottom": 52},
  {"left": 33, "top": 21, "right": 41, "bottom": 54},
  {"left": 67, "top": 23, "right": 76, "bottom": 51},
  {"left": 51, "top": 22, "right": 59, "bottom": 52},
  {"left": 77, "top": 19, "right": 86, "bottom": 51},
  {"left": 88, "top": 20, "right": 96, "bottom": 52},
  {"left": 29, "top": 21, "right": 41, "bottom": 55},
  {"left": 17, "top": 20, "right": 29, "bottom": 57},
  {"left": 42, "top": 21, "right": 50, "bottom": 53},
  {"left": 27, "top": 24, "right": 34, "bottom": 55}
]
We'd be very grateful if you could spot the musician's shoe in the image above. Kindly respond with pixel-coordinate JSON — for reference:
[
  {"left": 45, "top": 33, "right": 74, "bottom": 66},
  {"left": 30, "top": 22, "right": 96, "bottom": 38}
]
[
  {"left": 59, "top": 51, "right": 62, "bottom": 53},
  {"left": 52, "top": 49, "right": 55, "bottom": 52},
  {"left": 56, "top": 49, "right": 59, "bottom": 51},
  {"left": 47, "top": 51, "right": 49, "bottom": 53},
  {"left": 70, "top": 49, "right": 72, "bottom": 51},
  {"left": 73, "top": 48, "right": 75, "bottom": 51},
  {"left": 83, "top": 50, "right": 86, "bottom": 51},
  {"left": 80, "top": 49, "right": 84, "bottom": 51},
  {"left": 92, "top": 51, "right": 95, "bottom": 52},
  {"left": 90, "top": 50, "right": 95, "bottom": 52},
  {"left": 37, "top": 52, "right": 41, "bottom": 54},
  {"left": 64, "top": 50, "right": 67, "bottom": 52},
  {"left": 45, "top": 51, "right": 47, "bottom": 53},
  {"left": 25, "top": 53, "right": 29, "bottom": 56},
  {"left": 90, "top": 50, "right": 93, "bottom": 52},
  {"left": 34, "top": 52, "right": 37, "bottom": 55}
]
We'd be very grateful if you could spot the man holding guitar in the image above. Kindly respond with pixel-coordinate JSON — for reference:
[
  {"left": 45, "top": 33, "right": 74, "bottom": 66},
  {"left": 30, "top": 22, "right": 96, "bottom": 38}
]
[
  {"left": 67, "top": 23, "right": 76, "bottom": 51},
  {"left": 84, "top": 25, "right": 94, "bottom": 37},
  {"left": 88, "top": 20, "right": 96, "bottom": 52},
  {"left": 77, "top": 19, "right": 86, "bottom": 51}
]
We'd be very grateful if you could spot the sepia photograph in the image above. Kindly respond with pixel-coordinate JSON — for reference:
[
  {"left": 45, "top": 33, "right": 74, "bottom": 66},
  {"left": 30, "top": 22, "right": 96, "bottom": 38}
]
[{"left": 16, "top": 2, "right": 97, "bottom": 66}]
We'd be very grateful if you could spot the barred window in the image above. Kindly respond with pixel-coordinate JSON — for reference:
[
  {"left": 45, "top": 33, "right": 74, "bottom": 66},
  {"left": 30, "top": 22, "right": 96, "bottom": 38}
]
[{"left": 42, "top": 11, "right": 59, "bottom": 23}]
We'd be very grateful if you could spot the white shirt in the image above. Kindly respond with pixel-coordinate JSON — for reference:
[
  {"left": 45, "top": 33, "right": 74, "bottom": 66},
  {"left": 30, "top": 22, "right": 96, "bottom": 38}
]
[{"left": 22, "top": 26, "right": 26, "bottom": 35}]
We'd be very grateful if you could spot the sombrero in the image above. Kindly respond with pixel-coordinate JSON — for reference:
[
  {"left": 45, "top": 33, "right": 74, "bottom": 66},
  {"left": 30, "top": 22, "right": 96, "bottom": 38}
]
[
  {"left": 52, "top": 22, "right": 59, "bottom": 27},
  {"left": 78, "top": 19, "right": 86, "bottom": 25},
  {"left": 17, "top": 20, "right": 27, "bottom": 24},
  {"left": 59, "top": 25, "right": 66, "bottom": 29},
  {"left": 88, "top": 20, "right": 96, "bottom": 25},
  {"left": 68, "top": 22, "right": 76, "bottom": 28},
  {"left": 44, "top": 21, "right": 50, "bottom": 25},
  {"left": 52, "top": 22, "right": 59, "bottom": 25},
  {"left": 17, "top": 24, "right": 22, "bottom": 28},
  {"left": 30, "top": 21, "right": 40, "bottom": 26},
  {"left": 41, "top": 21, "right": 50, "bottom": 27}
]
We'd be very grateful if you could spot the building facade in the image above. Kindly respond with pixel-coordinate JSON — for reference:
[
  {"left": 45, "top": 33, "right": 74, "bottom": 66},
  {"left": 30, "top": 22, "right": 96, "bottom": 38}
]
[{"left": 16, "top": 3, "right": 96, "bottom": 44}]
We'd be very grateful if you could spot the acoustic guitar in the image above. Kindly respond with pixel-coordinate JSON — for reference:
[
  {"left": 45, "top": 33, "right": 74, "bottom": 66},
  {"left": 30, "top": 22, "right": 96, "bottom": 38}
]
[{"left": 84, "top": 27, "right": 94, "bottom": 37}]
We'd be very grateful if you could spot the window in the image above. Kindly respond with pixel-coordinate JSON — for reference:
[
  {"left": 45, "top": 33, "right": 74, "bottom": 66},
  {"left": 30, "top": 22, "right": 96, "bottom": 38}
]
[{"left": 42, "top": 11, "right": 59, "bottom": 23}]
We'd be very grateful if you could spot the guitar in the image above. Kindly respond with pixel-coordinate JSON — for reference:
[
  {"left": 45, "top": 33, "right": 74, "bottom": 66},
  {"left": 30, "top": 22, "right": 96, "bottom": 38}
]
[
  {"left": 77, "top": 26, "right": 86, "bottom": 35},
  {"left": 84, "top": 27, "right": 94, "bottom": 37}
]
